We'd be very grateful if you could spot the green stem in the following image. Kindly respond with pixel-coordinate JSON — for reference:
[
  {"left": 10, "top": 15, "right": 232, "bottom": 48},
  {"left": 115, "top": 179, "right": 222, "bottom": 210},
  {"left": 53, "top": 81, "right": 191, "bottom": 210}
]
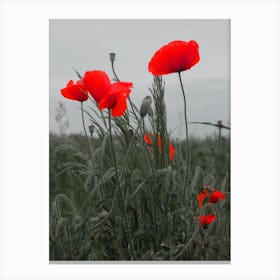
[
  {"left": 178, "top": 72, "right": 189, "bottom": 197},
  {"left": 80, "top": 102, "right": 92, "bottom": 157},
  {"left": 119, "top": 118, "right": 142, "bottom": 179},
  {"left": 111, "top": 62, "right": 120, "bottom": 82},
  {"left": 88, "top": 118, "right": 143, "bottom": 235},
  {"left": 108, "top": 110, "right": 135, "bottom": 260},
  {"left": 218, "top": 127, "right": 221, "bottom": 155},
  {"left": 214, "top": 127, "right": 222, "bottom": 179},
  {"left": 55, "top": 194, "right": 77, "bottom": 219}
]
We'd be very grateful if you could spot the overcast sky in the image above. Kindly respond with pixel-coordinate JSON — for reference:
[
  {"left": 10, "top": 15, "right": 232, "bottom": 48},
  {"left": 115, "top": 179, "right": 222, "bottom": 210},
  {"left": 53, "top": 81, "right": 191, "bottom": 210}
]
[{"left": 49, "top": 19, "right": 230, "bottom": 138}]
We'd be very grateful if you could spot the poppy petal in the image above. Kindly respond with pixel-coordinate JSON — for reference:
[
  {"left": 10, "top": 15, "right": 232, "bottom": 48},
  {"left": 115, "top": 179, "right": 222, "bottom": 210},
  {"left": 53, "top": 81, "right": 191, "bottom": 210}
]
[
  {"left": 157, "top": 134, "right": 162, "bottom": 152},
  {"left": 98, "top": 93, "right": 116, "bottom": 110},
  {"left": 197, "top": 189, "right": 209, "bottom": 209},
  {"left": 169, "top": 143, "right": 175, "bottom": 160},
  {"left": 82, "top": 70, "right": 111, "bottom": 103},
  {"left": 60, "top": 80, "right": 88, "bottom": 102},
  {"left": 109, "top": 82, "right": 133, "bottom": 97},
  {"left": 209, "top": 190, "right": 226, "bottom": 204},
  {"left": 196, "top": 214, "right": 216, "bottom": 226},
  {"left": 144, "top": 134, "right": 152, "bottom": 145},
  {"left": 111, "top": 94, "right": 128, "bottom": 116}
]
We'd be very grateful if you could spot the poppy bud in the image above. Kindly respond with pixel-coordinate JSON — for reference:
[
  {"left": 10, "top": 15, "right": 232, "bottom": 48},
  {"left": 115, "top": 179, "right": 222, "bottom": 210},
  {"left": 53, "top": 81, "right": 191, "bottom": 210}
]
[
  {"left": 109, "top": 52, "right": 116, "bottom": 63},
  {"left": 84, "top": 172, "right": 96, "bottom": 192},
  {"left": 140, "top": 96, "right": 152, "bottom": 118},
  {"left": 148, "top": 107, "right": 153, "bottom": 118},
  {"left": 98, "top": 210, "right": 108, "bottom": 218},
  {"left": 74, "top": 215, "right": 82, "bottom": 229},
  {"left": 88, "top": 125, "right": 94, "bottom": 137}
]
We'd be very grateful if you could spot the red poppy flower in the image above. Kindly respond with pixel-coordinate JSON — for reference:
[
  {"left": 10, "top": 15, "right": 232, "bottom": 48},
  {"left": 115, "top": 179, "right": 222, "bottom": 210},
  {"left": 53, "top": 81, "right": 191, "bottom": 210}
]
[
  {"left": 82, "top": 70, "right": 132, "bottom": 116},
  {"left": 144, "top": 133, "right": 152, "bottom": 145},
  {"left": 197, "top": 189, "right": 209, "bottom": 209},
  {"left": 143, "top": 133, "right": 175, "bottom": 161},
  {"left": 209, "top": 190, "right": 226, "bottom": 204},
  {"left": 169, "top": 143, "right": 175, "bottom": 161},
  {"left": 196, "top": 214, "right": 216, "bottom": 226},
  {"left": 157, "top": 134, "right": 162, "bottom": 151},
  {"left": 60, "top": 80, "right": 88, "bottom": 102},
  {"left": 148, "top": 40, "right": 200, "bottom": 76}
]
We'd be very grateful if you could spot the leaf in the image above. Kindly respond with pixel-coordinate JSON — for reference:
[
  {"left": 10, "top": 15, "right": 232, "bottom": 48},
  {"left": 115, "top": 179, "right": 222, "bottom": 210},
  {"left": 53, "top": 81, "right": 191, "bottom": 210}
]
[
  {"left": 96, "top": 167, "right": 115, "bottom": 188},
  {"left": 189, "top": 121, "right": 230, "bottom": 130},
  {"left": 191, "top": 166, "right": 201, "bottom": 192},
  {"left": 131, "top": 167, "right": 171, "bottom": 198}
]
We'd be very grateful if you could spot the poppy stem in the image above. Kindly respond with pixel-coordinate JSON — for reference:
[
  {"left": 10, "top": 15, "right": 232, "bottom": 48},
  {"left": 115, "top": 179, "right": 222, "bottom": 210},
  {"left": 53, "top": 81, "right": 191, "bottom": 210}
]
[
  {"left": 111, "top": 62, "right": 120, "bottom": 82},
  {"left": 119, "top": 118, "right": 143, "bottom": 179},
  {"left": 178, "top": 72, "right": 190, "bottom": 197},
  {"left": 214, "top": 127, "right": 222, "bottom": 178},
  {"left": 108, "top": 110, "right": 136, "bottom": 260},
  {"left": 80, "top": 102, "right": 92, "bottom": 157},
  {"left": 218, "top": 127, "right": 221, "bottom": 155}
]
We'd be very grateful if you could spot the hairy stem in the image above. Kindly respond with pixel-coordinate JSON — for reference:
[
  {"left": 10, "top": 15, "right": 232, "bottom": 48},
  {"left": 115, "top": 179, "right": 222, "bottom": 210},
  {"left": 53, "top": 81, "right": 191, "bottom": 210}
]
[
  {"left": 81, "top": 102, "right": 92, "bottom": 157},
  {"left": 178, "top": 72, "right": 189, "bottom": 196},
  {"left": 108, "top": 110, "right": 135, "bottom": 260}
]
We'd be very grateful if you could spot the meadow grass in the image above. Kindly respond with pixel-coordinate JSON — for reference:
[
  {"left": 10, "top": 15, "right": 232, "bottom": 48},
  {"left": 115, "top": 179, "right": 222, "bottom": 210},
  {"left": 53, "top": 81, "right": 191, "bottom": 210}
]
[{"left": 50, "top": 76, "right": 230, "bottom": 261}]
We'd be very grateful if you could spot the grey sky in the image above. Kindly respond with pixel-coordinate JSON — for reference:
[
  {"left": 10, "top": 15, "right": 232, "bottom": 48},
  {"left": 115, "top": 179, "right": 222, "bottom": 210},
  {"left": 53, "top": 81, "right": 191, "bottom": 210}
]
[{"left": 50, "top": 19, "right": 230, "bottom": 138}]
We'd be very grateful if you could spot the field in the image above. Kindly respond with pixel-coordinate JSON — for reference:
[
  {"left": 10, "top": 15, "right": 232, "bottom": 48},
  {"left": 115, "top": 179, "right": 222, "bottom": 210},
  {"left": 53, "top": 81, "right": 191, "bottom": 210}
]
[{"left": 49, "top": 76, "right": 230, "bottom": 261}]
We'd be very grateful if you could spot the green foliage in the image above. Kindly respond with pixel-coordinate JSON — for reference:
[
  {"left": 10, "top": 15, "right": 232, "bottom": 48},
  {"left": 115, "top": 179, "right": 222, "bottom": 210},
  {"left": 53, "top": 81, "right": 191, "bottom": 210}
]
[{"left": 50, "top": 77, "right": 230, "bottom": 261}]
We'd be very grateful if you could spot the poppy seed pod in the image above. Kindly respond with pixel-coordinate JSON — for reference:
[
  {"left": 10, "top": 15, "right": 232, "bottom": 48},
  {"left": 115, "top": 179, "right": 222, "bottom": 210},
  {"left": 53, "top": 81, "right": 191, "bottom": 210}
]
[
  {"left": 88, "top": 125, "right": 94, "bottom": 136},
  {"left": 140, "top": 96, "right": 152, "bottom": 118},
  {"left": 109, "top": 52, "right": 116, "bottom": 63}
]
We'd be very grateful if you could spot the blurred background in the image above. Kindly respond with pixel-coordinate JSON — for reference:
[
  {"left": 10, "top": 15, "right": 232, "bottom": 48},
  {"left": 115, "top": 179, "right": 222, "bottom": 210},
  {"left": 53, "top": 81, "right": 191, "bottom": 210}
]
[{"left": 49, "top": 19, "right": 230, "bottom": 139}]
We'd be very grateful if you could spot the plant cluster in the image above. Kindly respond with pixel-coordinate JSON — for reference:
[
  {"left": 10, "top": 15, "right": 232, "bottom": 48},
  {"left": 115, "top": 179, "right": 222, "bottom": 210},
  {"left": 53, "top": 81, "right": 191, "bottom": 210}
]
[{"left": 50, "top": 40, "right": 230, "bottom": 261}]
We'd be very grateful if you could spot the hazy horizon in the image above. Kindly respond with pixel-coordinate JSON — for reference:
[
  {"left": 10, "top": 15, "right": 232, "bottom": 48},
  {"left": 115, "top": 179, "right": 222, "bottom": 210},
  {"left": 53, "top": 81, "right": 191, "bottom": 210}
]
[{"left": 49, "top": 19, "right": 230, "bottom": 139}]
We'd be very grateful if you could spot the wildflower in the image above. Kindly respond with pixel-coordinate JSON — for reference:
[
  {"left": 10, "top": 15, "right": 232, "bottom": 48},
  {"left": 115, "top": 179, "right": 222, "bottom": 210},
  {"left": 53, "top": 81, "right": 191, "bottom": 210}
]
[
  {"left": 140, "top": 96, "right": 152, "bottom": 118},
  {"left": 197, "top": 188, "right": 226, "bottom": 208},
  {"left": 82, "top": 70, "right": 133, "bottom": 116},
  {"left": 197, "top": 189, "right": 209, "bottom": 209},
  {"left": 143, "top": 133, "right": 175, "bottom": 161},
  {"left": 209, "top": 190, "right": 226, "bottom": 204},
  {"left": 169, "top": 143, "right": 175, "bottom": 161},
  {"left": 196, "top": 214, "right": 216, "bottom": 226},
  {"left": 60, "top": 80, "right": 88, "bottom": 102},
  {"left": 144, "top": 133, "right": 152, "bottom": 145},
  {"left": 148, "top": 40, "right": 200, "bottom": 76}
]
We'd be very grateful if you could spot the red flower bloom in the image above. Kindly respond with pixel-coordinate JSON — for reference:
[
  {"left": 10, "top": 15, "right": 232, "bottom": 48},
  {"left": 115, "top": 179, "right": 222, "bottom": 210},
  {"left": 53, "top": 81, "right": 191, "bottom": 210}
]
[
  {"left": 143, "top": 133, "right": 175, "bottom": 161},
  {"left": 144, "top": 133, "right": 152, "bottom": 145},
  {"left": 197, "top": 188, "right": 226, "bottom": 208},
  {"left": 157, "top": 134, "right": 162, "bottom": 151},
  {"left": 209, "top": 190, "right": 226, "bottom": 204},
  {"left": 197, "top": 214, "right": 216, "bottom": 226},
  {"left": 148, "top": 40, "right": 200, "bottom": 76},
  {"left": 82, "top": 70, "right": 133, "bottom": 116},
  {"left": 60, "top": 80, "right": 88, "bottom": 102},
  {"left": 169, "top": 143, "right": 175, "bottom": 161},
  {"left": 197, "top": 189, "right": 209, "bottom": 209}
]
